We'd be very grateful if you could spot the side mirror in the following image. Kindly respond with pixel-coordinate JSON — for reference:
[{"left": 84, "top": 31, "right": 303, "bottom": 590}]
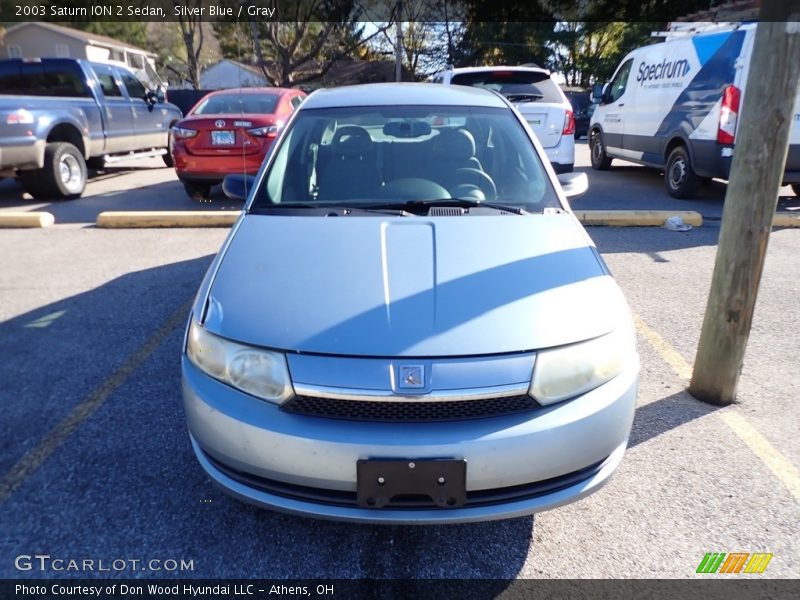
[
  {"left": 557, "top": 172, "right": 588, "bottom": 199},
  {"left": 222, "top": 174, "right": 256, "bottom": 201},
  {"left": 591, "top": 83, "right": 605, "bottom": 104},
  {"left": 144, "top": 90, "right": 157, "bottom": 109},
  {"left": 156, "top": 86, "right": 166, "bottom": 103}
]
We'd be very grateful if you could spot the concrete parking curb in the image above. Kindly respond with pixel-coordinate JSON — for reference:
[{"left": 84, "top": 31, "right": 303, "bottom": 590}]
[
  {"left": 573, "top": 210, "right": 703, "bottom": 227},
  {"left": 96, "top": 211, "right": 241, "bottom": 228},
  {"left": 0, "top": 212, "right": 55, "bottom": 228},
  {"left": 773, "top": 213, "right": 800, "bottom": 227}
]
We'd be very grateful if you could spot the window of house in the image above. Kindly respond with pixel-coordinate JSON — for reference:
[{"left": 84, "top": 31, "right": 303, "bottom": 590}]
[
  {"left": 7, "top": 45, "right": 22, "bottom": 58},
  {"left": 55, "top": 44, "right": 71, "bottom": 58}
]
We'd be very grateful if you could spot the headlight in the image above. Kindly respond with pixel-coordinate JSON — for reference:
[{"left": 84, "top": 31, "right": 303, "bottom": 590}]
[
  {"left": 186, "top": 320, "right": 293, "bottom": 404},
  {"left": 529, "top": 327, "right": 634, "bottom": 405}
]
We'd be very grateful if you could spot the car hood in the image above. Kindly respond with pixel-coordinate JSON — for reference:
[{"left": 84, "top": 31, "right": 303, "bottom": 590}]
[{"left": 203, "top": 214, "right": 628, "bottom": 357}]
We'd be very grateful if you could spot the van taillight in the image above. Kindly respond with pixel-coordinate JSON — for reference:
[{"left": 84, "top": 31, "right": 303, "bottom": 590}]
[
  {"left": 562, "top": 109, "right": 575, "bottom": 135},
  {"left": 717, "top": 85, "right": 740, "bottom": 145}
]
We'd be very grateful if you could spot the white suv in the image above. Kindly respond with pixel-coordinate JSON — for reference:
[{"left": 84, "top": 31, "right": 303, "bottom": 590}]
[{"left": 433, "top": 66, "right": 576, "bottom": 173}]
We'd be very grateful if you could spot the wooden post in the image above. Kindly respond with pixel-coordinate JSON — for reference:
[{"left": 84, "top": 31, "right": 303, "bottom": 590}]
[{"left": 689, "top": 6, "right": 800, "bottom": 406}]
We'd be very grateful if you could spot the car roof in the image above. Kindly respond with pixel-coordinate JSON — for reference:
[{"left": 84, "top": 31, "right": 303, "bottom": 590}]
[
  {"left": 206, "top": 87, "right": 297, "bottom": 96},
  {"left": 301, "top": 82, "right": 508, "bottom": 110}
]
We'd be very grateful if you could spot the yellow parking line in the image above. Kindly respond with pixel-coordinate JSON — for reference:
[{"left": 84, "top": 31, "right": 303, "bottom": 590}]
[
  {"left": 633, "top": 313, "right": 800, "bottom": 503},
  {"left": 0, "top": 299, "right": 192, "bottom": 503},
  {"left": 719, "top": 412, "right": 800, "bottom": 502},
  {"left": 632, "top": 314, "right": 693, "bottom": 380}
]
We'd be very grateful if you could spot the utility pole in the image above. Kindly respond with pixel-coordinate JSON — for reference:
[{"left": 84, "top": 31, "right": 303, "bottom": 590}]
[
  {"left": 689, "top": 4, "right": 800, "bottom": 406},
  {"left": 395, "top": 1, "right": 403, "bottom": 82}
]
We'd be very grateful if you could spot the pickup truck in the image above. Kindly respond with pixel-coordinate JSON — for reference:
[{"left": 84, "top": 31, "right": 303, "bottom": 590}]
[{"left": 0, "top": 58, "right": 182, "bottom": 200}]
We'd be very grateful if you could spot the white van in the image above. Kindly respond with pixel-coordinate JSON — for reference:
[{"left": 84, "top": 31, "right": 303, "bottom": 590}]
[{"left": 589, "top": 23, "right": 800, "bottom": 198}]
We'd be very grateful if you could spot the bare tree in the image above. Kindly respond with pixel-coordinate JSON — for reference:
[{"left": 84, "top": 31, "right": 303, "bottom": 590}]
[
  {"left": 171, "top": 0, "right": 205, "bottom": 89},
  {"left": 249, "top": 0, "right": 394, "bottom": 87}
]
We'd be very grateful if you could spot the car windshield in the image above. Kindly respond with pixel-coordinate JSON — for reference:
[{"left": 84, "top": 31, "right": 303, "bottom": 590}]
[
  {"left": 193, "top": 93, "right": 279, "bottom": 115},
  {"left": 250, "top": 105, "right": 559, "bottom": 211},
  {"left": 451, "top": 71, "right": 564, "bottom": 104}
]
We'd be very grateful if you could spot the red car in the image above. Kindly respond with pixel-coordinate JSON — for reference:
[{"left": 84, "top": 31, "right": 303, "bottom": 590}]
[{"left": 170, "top": 87, "right": 306, "bottom": 200}]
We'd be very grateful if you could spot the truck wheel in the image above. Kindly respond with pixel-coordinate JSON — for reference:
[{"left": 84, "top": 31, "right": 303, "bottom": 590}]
[
  {"left": 21, "top": 142, "right": 87, "bottom": 200},
  {"left": 590, "top": 131, "right": 612, "bottom": 170},
  {"left": 665, "top": 146, "right": 700, "bottom": 199},
  {"left": 791, "top": 184, "right": 800, "bottom": 197},
  {"left": 162, "top": 150, "right": 174, "bottom": 168},
  {"left": 184, "top": 182, "right": 212, "bottom": 201}
]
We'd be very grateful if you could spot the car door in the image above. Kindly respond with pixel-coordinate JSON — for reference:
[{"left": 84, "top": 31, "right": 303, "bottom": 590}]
[
  {"left": 117, "top": 68, "right": 166, "bottom": 150},
  {"left": 599, "top": 59, "right": 633, "bottom": 157},
  {"left": 91, "top": 64, "right": 134, "bottom": 154}
]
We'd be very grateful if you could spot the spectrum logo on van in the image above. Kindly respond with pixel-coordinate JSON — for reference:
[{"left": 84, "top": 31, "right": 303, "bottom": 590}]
[{"left": 636, "top": 58, "right": 691, "bottom": 83}]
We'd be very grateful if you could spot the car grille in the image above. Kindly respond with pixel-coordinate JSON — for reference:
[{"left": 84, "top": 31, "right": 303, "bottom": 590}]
[
  {"left": 281, "top": 394, "right": 539, "bottom": 422},
  {"left": 205, "top": 451, "right": 609, "bottom": 509}
]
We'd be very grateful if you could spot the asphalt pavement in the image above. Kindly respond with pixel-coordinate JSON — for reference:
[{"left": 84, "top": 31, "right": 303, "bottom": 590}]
[{"left": 0, "top": 144, "right": 798, "bottom": 582}]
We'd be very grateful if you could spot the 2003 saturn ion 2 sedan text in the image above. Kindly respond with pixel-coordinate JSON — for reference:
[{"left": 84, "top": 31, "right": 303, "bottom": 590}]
[{"left": 182, "top": 83, "right": 639, "bottom": 524}]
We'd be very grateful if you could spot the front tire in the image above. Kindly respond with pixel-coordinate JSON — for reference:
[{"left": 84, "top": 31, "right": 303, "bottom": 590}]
[
  {"left": 590, "top": 131, "right": 612, "bottom": 170},
  {"left": 665, "top": 146, "right": 700, "bottom": 199},
  {"left": 20, "top": 142, "right": 87, "bottom": 200}
]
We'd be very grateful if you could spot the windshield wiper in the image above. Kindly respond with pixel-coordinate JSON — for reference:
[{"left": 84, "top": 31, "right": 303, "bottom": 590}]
[
  {"left": 360, "top": 198, "right": 531, "bottom": 215},
  {"left": 249, "top": 202, "right": 408, "bottom": 216}
]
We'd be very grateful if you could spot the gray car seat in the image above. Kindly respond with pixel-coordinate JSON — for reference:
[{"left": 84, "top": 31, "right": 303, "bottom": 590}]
[
  {"left": 428, "top": 129, "right": 485, "bottom": 189},
  {"left": 317, "top": 126, "right": 383, "bottom": 201}
]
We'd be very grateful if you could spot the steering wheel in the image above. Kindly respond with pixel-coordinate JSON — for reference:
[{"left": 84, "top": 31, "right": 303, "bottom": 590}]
[{"left": 447, "top": 168, "right": 497, "bottom": 201}]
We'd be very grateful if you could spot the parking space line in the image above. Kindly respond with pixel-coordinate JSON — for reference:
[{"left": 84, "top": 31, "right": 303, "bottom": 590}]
[
  {"left": 632, "top": 314, "right": 693, "bottom": 380},
  {"left": 719, "top": 412, "right": 800, "bottom": 502},
  {"left": 632, "top": 313, "right": 800, "bottom": 503},
  {"left": 0, "top": 299, "right": 192, "bottom": 504}
]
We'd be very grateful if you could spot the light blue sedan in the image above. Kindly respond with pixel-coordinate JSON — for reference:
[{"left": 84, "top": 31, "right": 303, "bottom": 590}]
[{"left": 182, "top": 83, "right": 639, "bottom": 523}]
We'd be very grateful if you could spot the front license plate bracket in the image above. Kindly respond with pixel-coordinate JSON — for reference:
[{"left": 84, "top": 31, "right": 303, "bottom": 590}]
[{"left": 356, "top": 459, "right": 466, "bottom": 508}]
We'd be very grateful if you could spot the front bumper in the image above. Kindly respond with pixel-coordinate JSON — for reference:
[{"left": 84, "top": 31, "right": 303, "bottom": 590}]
[{"left": 182, "top": 358, "right": 637, "bottom": 524}]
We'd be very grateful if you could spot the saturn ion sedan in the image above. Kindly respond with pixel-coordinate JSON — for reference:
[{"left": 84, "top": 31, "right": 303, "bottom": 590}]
[{"left": 182, "top": 83, "right": 639, "bottom": 524}]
